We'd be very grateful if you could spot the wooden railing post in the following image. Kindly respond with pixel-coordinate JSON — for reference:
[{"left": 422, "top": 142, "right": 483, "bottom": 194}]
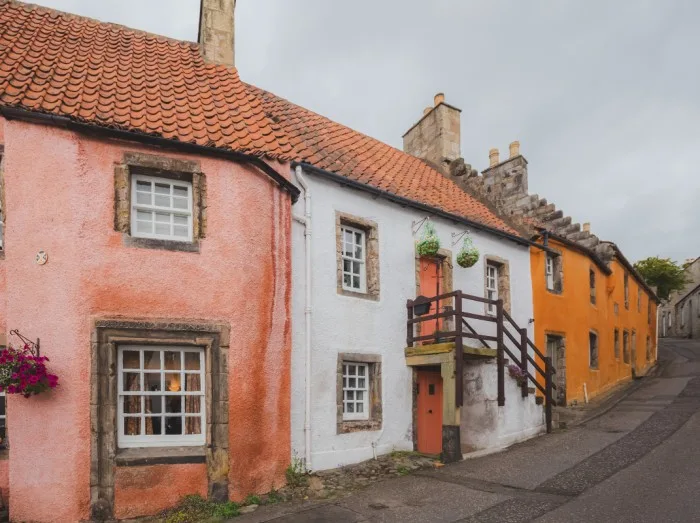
[
  {"left": 520, "top": 328, "right": 529, "bottom": 398},
  {"left": 496, "top": 299, "right": 505, "bottom": 407},
  {"left": 406, "top": 299, "right": 414, "bottom": 348},
  {"left": 454, "top": 292, "right": 463, "bottom": 407},
  {"left": 544, "top": 356, "right": 553, "bottom": 433}
]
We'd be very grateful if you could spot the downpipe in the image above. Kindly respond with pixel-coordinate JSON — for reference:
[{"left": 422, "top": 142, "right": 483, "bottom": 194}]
[{"left": 294, "top": 165, "right": 313, "bottom": 471}]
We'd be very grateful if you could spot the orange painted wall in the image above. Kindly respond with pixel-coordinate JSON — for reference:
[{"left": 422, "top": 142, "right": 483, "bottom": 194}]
[
  {"left": 531, "top": 239, "right": 657, "bottom": 405},
  {"left": 114, "top": 463, "right": 208, "bottom": 520},
  {"left": 1, "top": 120, "right": 292, "bottom": 522}
]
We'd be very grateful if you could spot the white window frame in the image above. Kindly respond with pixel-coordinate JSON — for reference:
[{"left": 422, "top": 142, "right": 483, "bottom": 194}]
[
  {"left": 545, "top": 255, "right": 555, "bottom": 291},
  {"left": 486, "top": 263, "right": 499, "bottom": 315},
  {"left": 342, "top": 362, "right": 369, "bottom": 421},
  {"left": 131, "top": 174, "right": 193, "bottom": 242},
  {"left": 118, "top": 345, "right": 206, "bottom": 448},
  {"left": 340, "top": 225, "right": 367, "bottom": 293}
]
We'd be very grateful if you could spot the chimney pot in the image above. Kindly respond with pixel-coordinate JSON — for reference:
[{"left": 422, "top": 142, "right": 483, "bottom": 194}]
[
  {"left": 583, "top": 222, "right": 591, "bottom": 233},
  {"left": 509, "top": 141, "right": 520, "bottom": 158},
  {"left": 489, "top": 148, "right": 500, "bottom": 167},
  {"left": 434, "top": 93, "right": 445, "bottom": 106},
  {"left": 423, "top": 107, "right": 432, "bottom": 116}
]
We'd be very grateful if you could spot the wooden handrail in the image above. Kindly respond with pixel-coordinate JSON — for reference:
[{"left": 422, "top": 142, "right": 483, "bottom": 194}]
[
  {"left": 462, "top": 319, "right": 491, "bottom": 349},
  {"left": 407, "top": 310, "right": 455, "bottom": 325}
]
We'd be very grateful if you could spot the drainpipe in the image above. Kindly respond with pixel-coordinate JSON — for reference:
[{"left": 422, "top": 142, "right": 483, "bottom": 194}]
[{"left": 294, "top": 165, "right": 313, "bottom": 471}]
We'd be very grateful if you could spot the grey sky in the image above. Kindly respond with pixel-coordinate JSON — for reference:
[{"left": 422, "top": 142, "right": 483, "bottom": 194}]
[{"left": 30, "top": 0, "right": 700, "bottom": 263}]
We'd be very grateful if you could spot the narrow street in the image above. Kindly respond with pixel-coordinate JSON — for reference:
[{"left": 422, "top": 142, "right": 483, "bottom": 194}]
[{"left": 237, "top": 338, "right": 700, "bottom": 523}]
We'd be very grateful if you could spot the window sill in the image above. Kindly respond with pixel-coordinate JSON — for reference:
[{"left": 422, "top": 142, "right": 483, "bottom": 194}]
[
  {"left": 337, "top": 419, "right": 382, "bottom": 434},
  {"left": 123, "top": 236, "right": 200, "bottom": 253},
  {"left": 115, "top": 446, "right": 206, "bottom": 467},
  {"left": 338, "top": 289, "right": 379, "bottom": 301}
]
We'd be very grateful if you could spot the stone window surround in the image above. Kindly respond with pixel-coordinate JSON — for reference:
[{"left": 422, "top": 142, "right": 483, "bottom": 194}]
[
  {"left": 90, "top": 319, "right": 230, "bottom": 521},
  {"left": 335, "top": 212, "right": 380, "bottom": 301},
  {"left": 336, "top": 353, "right": 382, "bottom": 434},
  {"left": 545, "top": 250, "right": 563, "bottom": 295},
  {"left": 115, "top": 152, "right": 208, "bottom": 253},
  {"left": 483, "top": 255, "right": 511, "bottom": 315}
]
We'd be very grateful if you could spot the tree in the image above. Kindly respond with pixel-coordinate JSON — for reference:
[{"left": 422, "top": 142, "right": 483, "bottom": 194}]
[{"left": 633, "top": 257, "right": 690, "bottom": 301}]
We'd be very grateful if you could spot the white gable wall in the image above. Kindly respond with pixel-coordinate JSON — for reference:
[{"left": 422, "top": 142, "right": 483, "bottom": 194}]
[{"left": 291, "top": 169, "right": 537, "bottom": 471}]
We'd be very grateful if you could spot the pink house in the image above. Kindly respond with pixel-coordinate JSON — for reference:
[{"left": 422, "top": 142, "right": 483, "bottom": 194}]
[{"left": 0, "top": 0, "right": 298, "bottom": 521}]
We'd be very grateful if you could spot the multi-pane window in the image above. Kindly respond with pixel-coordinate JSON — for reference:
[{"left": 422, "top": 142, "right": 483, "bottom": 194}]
[
  {"left": 623, "top": 330, "right": 630, "bottom": 363},
  {"left": 545, "top": 255, "right": 555, "bottom": 291},
  {"left": 341, "top": 225, "right": 366, "bottom": 293},
  {"left": 589, "top": 331, "right": 599, "bottom": 369},
  {"left": 118, "top": 346, "right": 205, "bottom": 447},
  {"left": 589, "top": 269, "right": 596, "bottom": 305},
  {"left": 131, "top": 175, "right": 193, "bottom": 242},
  {"left": 614, "top": 329, "right": 620, "bottom": 359},
  {"left": 342, "top": 363, "right": 369, "bottom": 421},
  {"left": 486, "top": 263, "right": 499, "bottom": 315}
]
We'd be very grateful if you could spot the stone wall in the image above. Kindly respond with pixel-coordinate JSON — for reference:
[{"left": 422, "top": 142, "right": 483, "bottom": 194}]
[{"left": 199, "top": 0, "right": 236, "bottom": 67}]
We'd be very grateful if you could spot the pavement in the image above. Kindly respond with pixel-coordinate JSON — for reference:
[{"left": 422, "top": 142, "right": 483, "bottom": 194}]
[{"left": 234, "top": 338, "right": 700, "bottom": 523}]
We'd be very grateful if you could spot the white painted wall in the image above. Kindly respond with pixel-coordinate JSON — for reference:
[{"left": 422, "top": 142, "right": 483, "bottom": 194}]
[{"left": 291, "top": 169, "right": 538, "bottom": 471}]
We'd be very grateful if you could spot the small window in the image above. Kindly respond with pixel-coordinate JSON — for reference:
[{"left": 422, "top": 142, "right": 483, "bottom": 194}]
[
  {"left": 623, "top": 331, "right": 630, "bottom": 363},
  {"left": 486, "top": 263, "right": 499, "bottom": 315},
  {"left": 341, "top": 225, "right": 367, "bottom": 293},
  {"left": 589, "top": 331, "right": 599, "bottom": 369},
  {"left": 648, "top": 300, "right": 652, "bottom": 324},
  {"left": 589, "top": 269, "right": 596, "bottom": 305},
  {"left": 614, "top": 303, "right": 619, "bottom": 316},
  {"left": 631, "top": 331, "right": 637, "bottom": 360},
  {"left": 118, "top": 346, "right": 206, "bottom": 447},
  {"left": 614, "top": 328, "right": 620, "bottom": 359},
  {"left": 545, "top": 255, "right": 555, "bottom": 291},
  {"left": 624, "top": 272, "right": 630, "bottom": 309},
  {"left": 342, "top": 362, "right": 369, "bottom": 421},
  {"left": 131, "top": 175, "right": 193, "bottom": 242}
]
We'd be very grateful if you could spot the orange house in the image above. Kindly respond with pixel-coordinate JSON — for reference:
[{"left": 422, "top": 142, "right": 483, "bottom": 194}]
[{"left": 530, "top": 234, "right": 658, "bottom": 405}]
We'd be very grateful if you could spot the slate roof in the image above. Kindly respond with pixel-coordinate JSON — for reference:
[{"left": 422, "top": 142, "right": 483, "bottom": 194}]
[
  {"left": 0, "top": 0, "right": 292, "bottom": 160},
  {"left": 247, "top": 84, "right": 520, "bottom": 235}
]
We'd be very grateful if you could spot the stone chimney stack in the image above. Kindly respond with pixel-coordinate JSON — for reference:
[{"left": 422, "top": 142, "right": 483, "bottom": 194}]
[
  {"left": 199, "top": 0, "right": 237, "bottom": 67},
  {"left": 583, "top": 222, "right": 591, "bottom": 233},
  {"left": 403, "top": 93, "right": 462, "bottom": 174}
]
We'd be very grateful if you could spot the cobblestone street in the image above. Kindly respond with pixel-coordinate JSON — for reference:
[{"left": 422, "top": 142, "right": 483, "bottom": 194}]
[{"left": 235, "top": 338, "right": 700, "bottom": 523}]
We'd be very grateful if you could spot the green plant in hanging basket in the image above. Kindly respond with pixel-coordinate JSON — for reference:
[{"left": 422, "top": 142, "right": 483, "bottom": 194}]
[
  {"left": 416, "top": 220, "right": 441, "bottom": 256},
  {"left": 456, "top": 236, "right": 479, "bottom": 268}
]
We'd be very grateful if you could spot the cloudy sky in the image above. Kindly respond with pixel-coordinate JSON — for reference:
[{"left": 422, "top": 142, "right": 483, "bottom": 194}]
[{"left": 31, "top": 0, "right": 700, "bottom": 263}]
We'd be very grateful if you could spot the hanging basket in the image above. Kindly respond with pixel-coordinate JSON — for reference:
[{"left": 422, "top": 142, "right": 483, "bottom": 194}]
[
  {"left": 0, "top": 344, "right": 59, "bottom": 398},
  {"left": 456, "top": 236, "right": 479, "bottom": 268},
  {"left": 416, "top": 220, "right": 441, "bottom": 257}
]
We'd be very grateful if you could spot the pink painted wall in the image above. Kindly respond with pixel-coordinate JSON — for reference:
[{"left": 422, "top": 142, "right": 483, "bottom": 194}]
[
  {"left": 114, "top": 463, "right": 208, "bottom": 520},
  {"left": 2, "top": 120, "right": 292, "bottom": 522},
  {"left": 0, "top": 115, "right": 8, "bottom": 508}
]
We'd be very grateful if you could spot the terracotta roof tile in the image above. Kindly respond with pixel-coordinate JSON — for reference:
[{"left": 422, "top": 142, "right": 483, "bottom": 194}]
[
  {"left": 0, "top": 0, "right": 292, "bottom": 160},
  {"left": 246, "top": 83, "right": 520, "bottom": 235}
]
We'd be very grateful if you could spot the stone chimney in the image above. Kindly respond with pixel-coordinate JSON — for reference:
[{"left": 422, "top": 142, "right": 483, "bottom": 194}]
[
  {"left": 583, "top": 222, "right": 591, "bottom": 233},
  {"left": 479, "top": 141, "right": 529, "bottom": 207},
  {"left": 403, "top": 93, "right": 462, "bottom": 174},
  {"left": 199, "top": 0, "right": 236, "bottom": 67}
]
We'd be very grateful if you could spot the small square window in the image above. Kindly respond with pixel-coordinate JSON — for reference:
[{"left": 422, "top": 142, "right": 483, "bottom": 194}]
[
  {"left": 118, "top": 346, "right": 205, "bottom": 447},
  {"left": 131, "top": 175, "right": 193, "bottom": 242},
  {"left": 342, "top": 362, "right": 369, "bottom": 421}
]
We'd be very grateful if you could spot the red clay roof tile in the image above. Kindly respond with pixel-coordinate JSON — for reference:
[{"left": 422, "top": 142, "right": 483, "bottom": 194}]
[
  {"left": 0, "top": 0, "right": 292, "bottom": 160},
  {"left": 246, "top": 83, "right": 520, "bottom": 235}
]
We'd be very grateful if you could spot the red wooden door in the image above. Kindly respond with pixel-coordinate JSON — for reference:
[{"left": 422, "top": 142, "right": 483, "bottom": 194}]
[
  {"left": 417, "top": 370, "right": 443, "bottom": 455},
  {"left": 419, "top": 257, "right": 441, "bottom": 339}
]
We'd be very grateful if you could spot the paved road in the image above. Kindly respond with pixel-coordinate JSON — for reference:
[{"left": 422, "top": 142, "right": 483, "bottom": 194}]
[{"left": 237, "top": 338, "right": 700, "bottom": 523}]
